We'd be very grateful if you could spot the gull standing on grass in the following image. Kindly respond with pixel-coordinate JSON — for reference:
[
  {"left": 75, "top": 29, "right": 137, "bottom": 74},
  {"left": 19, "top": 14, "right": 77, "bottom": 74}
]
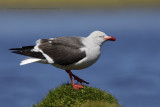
[{"left": 9, "top": 31, "right": 116, "bottom": 90}]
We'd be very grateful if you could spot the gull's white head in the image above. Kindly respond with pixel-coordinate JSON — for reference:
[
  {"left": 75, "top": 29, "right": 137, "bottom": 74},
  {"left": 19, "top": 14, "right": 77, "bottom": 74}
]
[{"left": 87, "top": 31, "right": 116, "bottom": 46}]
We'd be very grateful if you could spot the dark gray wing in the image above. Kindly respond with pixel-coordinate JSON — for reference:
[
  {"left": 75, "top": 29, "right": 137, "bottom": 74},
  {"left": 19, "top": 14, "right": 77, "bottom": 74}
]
[{"left": 38, "top": 37, "right": 86, "bottom": 65}]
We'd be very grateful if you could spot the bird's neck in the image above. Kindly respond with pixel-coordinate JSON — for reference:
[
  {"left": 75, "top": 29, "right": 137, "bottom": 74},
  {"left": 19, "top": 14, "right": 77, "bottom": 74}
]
[
  {"left": 82, "top": 37, "right": 101, "bottom": 55},
  {"left": 86, "top": 36, "right": 103, "bottom": 46}
]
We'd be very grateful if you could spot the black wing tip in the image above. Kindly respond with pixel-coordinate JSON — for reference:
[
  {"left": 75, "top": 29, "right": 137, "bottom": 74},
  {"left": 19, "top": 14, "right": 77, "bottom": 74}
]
[
  {"left": 9, "top": 50, "right": 21, "bottom": 54},
  {"left": 11, "top": 51, "right": 19, "bottom": 53},
  {"left": 9, "top": 45, "right": 35, "bottom": 50},
  {"left": 9, "top": 48, "right": 21, "bottom": 50}
]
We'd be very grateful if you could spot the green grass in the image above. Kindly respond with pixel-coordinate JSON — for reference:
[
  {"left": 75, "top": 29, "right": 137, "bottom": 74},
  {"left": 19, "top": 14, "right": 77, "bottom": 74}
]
[
  {"left": 80, "top": 101, "right": 121, "bottom": 107},
  {"left": 33, "top": 84, "right": 121, "bottom": 107}
]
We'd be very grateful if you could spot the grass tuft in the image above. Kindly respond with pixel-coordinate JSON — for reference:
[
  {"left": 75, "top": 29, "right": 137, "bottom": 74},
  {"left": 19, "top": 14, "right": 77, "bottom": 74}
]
[{"left": 33, "top": 84, "right": 121, "bottom": 107}]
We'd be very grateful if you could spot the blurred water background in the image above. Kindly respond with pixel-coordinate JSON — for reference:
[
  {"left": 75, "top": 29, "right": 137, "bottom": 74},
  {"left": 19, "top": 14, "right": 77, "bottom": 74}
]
[{"left": 0, "top": 7, "right": 160, "bottom": 107}]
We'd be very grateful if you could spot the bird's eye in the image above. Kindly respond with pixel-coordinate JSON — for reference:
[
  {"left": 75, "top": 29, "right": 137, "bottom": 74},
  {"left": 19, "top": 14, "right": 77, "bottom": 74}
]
[{"left": 99, "top": 36, "right": 104, "bottom": 38}]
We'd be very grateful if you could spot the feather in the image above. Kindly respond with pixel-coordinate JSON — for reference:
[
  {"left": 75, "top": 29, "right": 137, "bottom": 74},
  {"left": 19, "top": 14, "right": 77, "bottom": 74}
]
[{"left": 20, "top": 58, "right": 42, "bottom": 65}]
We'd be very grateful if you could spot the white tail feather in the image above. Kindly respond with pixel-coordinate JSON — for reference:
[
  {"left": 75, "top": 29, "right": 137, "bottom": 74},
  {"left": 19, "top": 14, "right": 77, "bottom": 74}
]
[{"left": 20, "top": 58, "right": 42, "bottom": 65}]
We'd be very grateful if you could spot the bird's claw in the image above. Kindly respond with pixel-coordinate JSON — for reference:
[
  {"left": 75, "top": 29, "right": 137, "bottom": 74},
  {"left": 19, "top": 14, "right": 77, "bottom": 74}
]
[{"left": 72, "top": 84, "right": 84, "bottom": 90}]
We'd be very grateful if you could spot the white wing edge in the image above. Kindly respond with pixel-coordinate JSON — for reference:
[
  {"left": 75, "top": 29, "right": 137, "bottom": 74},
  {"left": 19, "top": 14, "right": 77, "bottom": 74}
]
[{"left": 20, "top": 58, "right": 42, "bottom": 66}]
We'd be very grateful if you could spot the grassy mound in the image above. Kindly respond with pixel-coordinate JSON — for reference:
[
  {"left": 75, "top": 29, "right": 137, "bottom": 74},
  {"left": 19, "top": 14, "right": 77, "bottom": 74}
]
[
  {"left": 80, "top": 101, "right": 121, "bottom": 107},
  {"left": 33, "top": 84, "right": 121, "bottom": 107}
]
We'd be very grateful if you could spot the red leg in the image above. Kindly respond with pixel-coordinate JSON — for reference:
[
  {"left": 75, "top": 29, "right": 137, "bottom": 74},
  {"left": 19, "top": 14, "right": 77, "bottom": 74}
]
[
  {"left": 71, "top": 73, "right": 89, "bottom": 84},
  {"left": 65, "top": 70, "right": 89, "bottom": 84},
  {"left": 66, "top": 70, "right": 84, "bottom": 90}
]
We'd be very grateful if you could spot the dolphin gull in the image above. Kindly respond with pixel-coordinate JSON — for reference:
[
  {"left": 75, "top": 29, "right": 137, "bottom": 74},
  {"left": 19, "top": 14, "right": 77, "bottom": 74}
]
[{"left": 9, "top": 31, "right": 116, "bottom": 90}]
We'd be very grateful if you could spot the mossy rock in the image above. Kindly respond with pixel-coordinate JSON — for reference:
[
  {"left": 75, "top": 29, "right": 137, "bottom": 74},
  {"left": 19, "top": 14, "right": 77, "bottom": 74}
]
[
  {"left": 33, "top": 84, "right": 121, "bottom": 107},
  {"left": 80, "top": 101, "right": 121, "bottom": 107}
]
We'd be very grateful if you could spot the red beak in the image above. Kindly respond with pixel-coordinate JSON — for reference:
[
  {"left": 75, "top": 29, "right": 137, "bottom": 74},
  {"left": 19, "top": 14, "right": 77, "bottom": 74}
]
[{"left": 105, "top": 36, "right": 116, "bottom": 41}]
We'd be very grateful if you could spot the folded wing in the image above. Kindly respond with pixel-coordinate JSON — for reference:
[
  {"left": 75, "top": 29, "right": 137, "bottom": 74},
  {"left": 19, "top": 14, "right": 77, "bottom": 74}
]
[{"left": 38, "top": 37, "right": 86, "bottom": 65}]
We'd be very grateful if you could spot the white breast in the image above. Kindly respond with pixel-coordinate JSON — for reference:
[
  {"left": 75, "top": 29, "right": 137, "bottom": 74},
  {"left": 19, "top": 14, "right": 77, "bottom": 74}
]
[{"left": 72, "top": 38, "right": 101, "bottom": 69}]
